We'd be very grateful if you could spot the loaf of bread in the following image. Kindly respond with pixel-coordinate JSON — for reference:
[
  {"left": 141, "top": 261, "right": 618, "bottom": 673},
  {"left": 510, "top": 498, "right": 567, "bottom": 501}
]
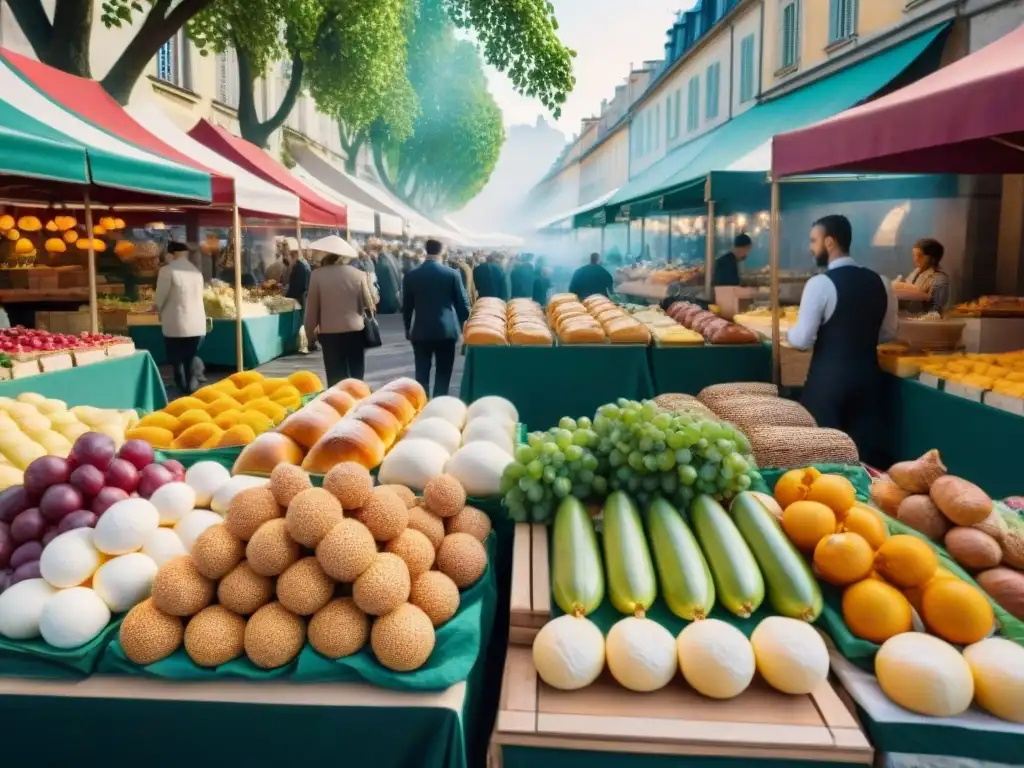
[
  {"left": 333, "top": 378, "right": 371, "bottom": 400},
  {"left": 364, "top": 389, "right": 418, "bottom": 426},
  {"left": 379, "top": 376, "right": 427, "bottom": 411},
  {"left": 509, "top": 323, "right": 553, "bottom": 346},
  {"left": 464, "top": 324, "right": 507, "bottom": 346},
  {"left": 605, "top": 319, "right": 652, "bottom": 344},
  {"left": 302, "top": 418, "right": 386, "bottom": 474},
  {"left": 548, "top": 293, "right": 579, "bottom": 309},
  {"left": 277, "top": 400, "right": 344, "bottom": 449},
  {"left": 232, "top": 432, "right": 305, "bottom": 474},
  {"left": 559, "top": 323, "right": 606, "bottom": 344},
  {"left": 349, "top": 402, "right": 402, "bottom": 449},
  {"left": 315, "top": 388, "right": 358, "bottom": 417},
  {"left": 708, "top": 323, "right": 759, "bottom": 345}
]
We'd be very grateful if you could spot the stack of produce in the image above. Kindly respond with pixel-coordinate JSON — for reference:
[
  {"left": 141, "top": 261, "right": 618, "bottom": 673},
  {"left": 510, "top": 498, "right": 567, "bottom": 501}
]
[
  {"left": 261, "top": 296, "right": 300, "bottom": 314},
  {"left": 379, "top": 395, "right": 516, "bottom": 495},
  {"left": 579, "top": 295, "right": 651, "bottom": 344},
  {"left": 665, "top": 301, "right": 759, "bottom": 344},
  {"left": 871, "top": 451, "right": 1024, "bottom": 622},
  {"left": 128, "top": 371, "right": 322, "bottom": 450},
  {"left": 698, "top": 383, "right": 859, "bottom": 467},
  {"left": 546, "top": 294, "right": 605, "bottom": 344},
  {"left": 114, "top": 464, "right": 489, "bottom": 673},
  {"left": 0, "top": 327, "right": 131, "bottom": 359},
  {"left": 501, "top": 397, "right": 762, "bottom": 522},
  {"left": 532, "top": 492, "right": 830, "bottom": 698},
  {"left": 233, "top": 377, "right": 425, "bottom": 477},
  {"left": 772, "top": 468, "right": 1024, "bottom": 722},
  {"left": 0, "top": 458, "right": 250, "bottom": 649},
  {"left": 203, "top": 284, "right": 269, "bottom": 319},
  {"left": 463, "top": 298, "right": 554, "bottom": 346},
  {"left": 911, "top": 351, "right": 1024, "bottom": 399},
  {"left": 0, "top": 393, "right": 139, "bottom": 487}
]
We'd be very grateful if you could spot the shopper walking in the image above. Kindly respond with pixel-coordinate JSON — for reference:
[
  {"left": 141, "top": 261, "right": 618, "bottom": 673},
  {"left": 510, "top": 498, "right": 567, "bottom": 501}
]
[
  {"left": 568, "top": 252, "right": 614, "bottom": 298},
  {"left": 155, "top": 241, "right": 207, "bottom": 396},
  {"left": 402, "top": 239, "right": 471, "bottom": 398},
  {"left": 304, "top": 236, "right": 376, "bottom": 386}
]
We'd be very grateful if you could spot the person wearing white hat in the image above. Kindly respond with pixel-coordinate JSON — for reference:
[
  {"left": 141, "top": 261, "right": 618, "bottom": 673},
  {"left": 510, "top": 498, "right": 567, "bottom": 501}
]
[{"left": 304, "top": 236, "right": 376, "bottom": 385}]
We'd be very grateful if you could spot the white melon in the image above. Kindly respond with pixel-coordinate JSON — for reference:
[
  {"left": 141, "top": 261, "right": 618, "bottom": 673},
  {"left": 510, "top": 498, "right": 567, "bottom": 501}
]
[
  {"left": 676, "top": 619, "right": 755, "bottom": 699},
  {"left": 0, "top": 578, "right": 57, "bottom": 640},
  {"left": 39, "top": 587, "right": 111, "bottom": 649},
  {"left": 444, "top": 442, "right": 513, "bottom": 497},
  {"left": 93, "top": 498, "right": 161, "bottom": 555},
  {"left": 174, "top": 509, "right": 224, "bottom": 552},
  {"left": 532, "top": 614, "right": 605, "bottom": 691},
  {"left": 92, "top": 553, "right": 159, "bottom": 612},
  {"left": 378, "top": 438, "right": 451, "bottom": 491},
  {"left": 751, "top": 617, "right": 830, "bottom": 695},
  {"left": 210, "top": 475, "right": 268, "bottom": 515},
  {"left": 605, "top": 616, "right": 677, "bottom": 692},
  {"left": 141, "top": 527, "right": 189, "bottom": 566},
  {"left": 185, "top": 461, "right": 232, "bottom": 508},
  {"left": 149, "top": 481, "right": 198, "bottom": 525},
  {"left": 404, "top": 417, "right": 463, "bottom": 456},
  {"left": 40, "top": 528, "right": 102, "bottom": 588},
  {"left": 466, "top": 395, "right": 518, "bottom": 424},
  {"left": 963, "top": 637, "right": 1024, "bottom": 723},
  {"left": 461, "top": 417, "right": 515, "bottom": 455},
  {"left": 419, "top": 396, "right": 468, "bottom": 429},
  {"left": 876, "top": 633, "right": 974, "bottom": 717}
]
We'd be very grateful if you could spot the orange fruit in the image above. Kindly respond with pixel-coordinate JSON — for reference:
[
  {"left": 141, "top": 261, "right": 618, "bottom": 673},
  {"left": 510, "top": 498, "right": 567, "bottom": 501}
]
[
  {"left": 806, "top": 474, "right": 857, "bottom": 519},
  {"left": 842, "top": 579, "right": 913, "bottom": 643},
  {"left": 840, "top": 506, "right": 889, "bottom": 550},
  {"left": 874, "top": 535, "right": 938, "bottom": 588},
  {"left": 921, "top": 579, "right": 994, "bottom": 645},
  {"left": 781, "top": 500, "right": 837, "bottom": 552},
  {"left": 773, "top": 467, "right": 821, "bottom": 509},
  {"left": 814, "top": 532, "right": 875, "bottom": 586}
]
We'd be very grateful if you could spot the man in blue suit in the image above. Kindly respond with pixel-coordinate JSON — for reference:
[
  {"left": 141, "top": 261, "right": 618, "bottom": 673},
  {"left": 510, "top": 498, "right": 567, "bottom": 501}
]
[{"left": 402, "top": 239, "right": 471, "bottom": 398}]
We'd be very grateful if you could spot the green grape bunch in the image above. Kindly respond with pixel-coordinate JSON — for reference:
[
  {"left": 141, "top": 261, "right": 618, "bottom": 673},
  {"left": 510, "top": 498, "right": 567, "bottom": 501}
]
[{"left": 501, "top": 399, "right": 762, "bottom": 524}]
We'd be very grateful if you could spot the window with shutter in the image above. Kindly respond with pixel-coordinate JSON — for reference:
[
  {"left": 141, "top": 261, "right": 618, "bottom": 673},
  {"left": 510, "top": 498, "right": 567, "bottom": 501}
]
[
  {"left": 829, "top": 0, "right": 857, "bottom": 43},
  {"left": 654, "top": 103, "right": 661, "bottom": 150},
  {"left": 674, "top": 89, "right": 682, "bottom": 139},
  {"left": 780, "top": 1, "right": 800, "bottom": 69},
  {"left": 739, "top": 34, "right": 755, "bottom": 103},
  {"left": 705, "top": 63, "right": 720, "bottom": 120},
  {"left": 687, "top": 77, "right": 699, "bottom": 132}
]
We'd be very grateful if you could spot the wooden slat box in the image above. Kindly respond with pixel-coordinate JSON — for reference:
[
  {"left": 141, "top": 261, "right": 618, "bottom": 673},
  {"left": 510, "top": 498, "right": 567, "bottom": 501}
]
[{"left": 509, "top": 523, "right": 550, "bottom": 646}]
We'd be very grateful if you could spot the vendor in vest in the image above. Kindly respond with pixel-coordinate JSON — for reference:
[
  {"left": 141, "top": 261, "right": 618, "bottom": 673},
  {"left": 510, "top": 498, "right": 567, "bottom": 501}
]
[{"left": 786, "top": 215, "right": 898, "bottom": 452}]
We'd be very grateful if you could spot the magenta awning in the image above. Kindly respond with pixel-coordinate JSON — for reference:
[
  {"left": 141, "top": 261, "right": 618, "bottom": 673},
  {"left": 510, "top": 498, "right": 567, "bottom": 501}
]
[{"left": 771, "top": 24, "right": 1024, "bottom": 177}]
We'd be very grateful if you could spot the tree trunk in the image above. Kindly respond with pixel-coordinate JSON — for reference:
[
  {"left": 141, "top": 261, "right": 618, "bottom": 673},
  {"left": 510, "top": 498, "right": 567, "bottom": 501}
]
[
  {"left": 373, "top": 141, "right": 408, "bottom": 204},
  {"left": 339, "top": 128, "right": 365, "bottom": 175},
  {"left": 7, "top": 0, "right": 91, "bottom": 77},
  {"left": 236, "top": 48, "right": 304, "bottom": 148},
  {"left": 99, "top": 0, "right": 214, "bottom": 103}
]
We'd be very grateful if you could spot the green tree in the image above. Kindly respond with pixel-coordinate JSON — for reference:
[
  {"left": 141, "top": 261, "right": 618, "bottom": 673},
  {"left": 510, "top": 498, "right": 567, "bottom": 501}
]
[{"left": 371, "top": 25, "right": 504, "bottom": 214}]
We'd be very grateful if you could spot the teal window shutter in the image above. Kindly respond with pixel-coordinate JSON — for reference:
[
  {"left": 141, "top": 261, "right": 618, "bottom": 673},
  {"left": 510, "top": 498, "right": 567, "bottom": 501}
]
[
  {"left": 829, "top": 0, "right": 855, "bottom": 43},
  {"left": 687, "top": 76, "right": 699, "bottom": 132},
  {"left": 675, "top": 89, "right": 682, "bottom": 137},
  {"left": 740, "top": 35, "right": 754, "bottom": 102},
  {"left": 705, "top": 63, "right": 720, "bottom": 120},
  {"left": 654, "top": 103, "right": 661, "bottom": 149},
  {"left": 781, "top": 1, "right": 800, "bottom": 68}
]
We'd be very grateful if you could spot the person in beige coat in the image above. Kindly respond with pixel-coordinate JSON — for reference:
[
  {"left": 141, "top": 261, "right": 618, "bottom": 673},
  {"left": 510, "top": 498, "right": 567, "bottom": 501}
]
[
  {"left": 155, "top": 241, "right": 207, "bottom": 395},
  {"left": 304, "top": 236, "right": 376, "bottom": 386}
]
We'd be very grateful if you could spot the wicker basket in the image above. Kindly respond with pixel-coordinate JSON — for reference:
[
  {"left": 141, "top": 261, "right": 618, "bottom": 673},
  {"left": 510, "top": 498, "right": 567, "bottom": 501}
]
[
  {"left": 653, "top": 393, "right": 714, "bottom": 417},
  {"left": 747, "top": 426, "right": 859, "bottom": 467},
  {"left": 698, "top": 382, "right": 779, "bottom": 407},
  {"left": 709, "top": 395, "right": 816, "bottom": 432}
]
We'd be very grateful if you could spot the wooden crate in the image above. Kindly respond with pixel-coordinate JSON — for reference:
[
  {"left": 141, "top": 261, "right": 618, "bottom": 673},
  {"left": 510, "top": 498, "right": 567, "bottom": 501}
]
[
  {"left": 35, "top": 310, "right": 91, "bottom": 335},
  {"left": 38, "top": 352, "right": 73, "bottom": 373},
  {"left": 106, "top": 341, "right": 137, "bottom": 359},
  {"left": 8, "top": 359, "right": 41, "bottom": 379},
  {"left": 127, "top": 313, "right": 160, "bottom": 326},
  {"left": 491, "top": 647, "right": 873, "bottom": 766},
  {"left": 509, "top": 524, "right": 550, "bottom": 645},
  {"left": 72, "top": 348, "right": 107, "bottom": 366}
]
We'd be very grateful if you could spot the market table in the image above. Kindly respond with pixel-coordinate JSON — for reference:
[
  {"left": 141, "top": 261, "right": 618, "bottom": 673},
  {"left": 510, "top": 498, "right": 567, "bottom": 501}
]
[
  {"left": 874, "top": 376, "right": 1024, "bottom": 498},
  {"left": 648, "top": 344, "right": 771, "bottom": 396},
  {"left": 460, "top": 345, "right": 655, "bottom": 430},
  {"left": 0, "top": 352, "right": 166, "bottom": 411},
  {"left": 129, "top": 311, "right": 302, "bottom": 369}
]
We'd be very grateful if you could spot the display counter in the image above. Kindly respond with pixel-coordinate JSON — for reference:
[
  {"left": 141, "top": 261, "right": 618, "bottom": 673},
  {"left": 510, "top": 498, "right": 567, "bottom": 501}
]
[
  {"left": 0, "top": 351, "right": 167, "bottom": 411},
  {"left": 460, "top": 345, "right": 655, "bottom": 430},
  {"left": 129, "top": 311, "right": 303, "bottom": 369},
  {"left": 648, "top": 343, "right": 771, "bottom": 395}
]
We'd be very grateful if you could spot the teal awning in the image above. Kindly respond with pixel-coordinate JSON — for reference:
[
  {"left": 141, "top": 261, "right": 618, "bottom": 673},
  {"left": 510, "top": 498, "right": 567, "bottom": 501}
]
[
  {"left": 0, "top": 101, "right": 89, "bottom": 185},
  {"left": 602, "top": 22, "right": 949, "bottom": 218}
]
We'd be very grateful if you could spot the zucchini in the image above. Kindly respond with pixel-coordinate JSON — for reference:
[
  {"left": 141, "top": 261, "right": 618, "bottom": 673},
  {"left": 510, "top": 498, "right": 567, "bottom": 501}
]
[
  {"left": 690, "top": 494, "right": 764, "bottom": 618},
  {"left": 647, "top": 498, "right": 715, "bottom": 620},
  {"left": 551, "top": 497, "right": 605, "bottom": 617},
  {"left": 730, "top": 492, "right": 823, "bottom": 622},
  {"left": 602, "top": 492, "right": 657, "bottom": 616}
]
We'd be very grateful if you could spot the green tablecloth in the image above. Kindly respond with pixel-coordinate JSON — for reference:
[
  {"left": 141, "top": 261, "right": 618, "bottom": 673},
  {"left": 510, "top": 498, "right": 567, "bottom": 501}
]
[
  {"left": 129, "top": 311, "right": 302, "bottom": 369},
  {"left": 877, "top": 376, "right": 1024, "bottom": 498},
  {"left": 460, "top": 345, "right": 655, "bottom": 430},
  {"left": 0, "top": 352, "right": 166, "bottom": 411},
  {"left": 649, "top": 344, "right": 771, "bottom": 395}
]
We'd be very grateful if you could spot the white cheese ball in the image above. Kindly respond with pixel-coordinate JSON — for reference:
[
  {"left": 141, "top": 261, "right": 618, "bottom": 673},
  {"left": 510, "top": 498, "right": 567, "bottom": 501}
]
[
  {"left": 532, "top": 615, "right": 605, "bottom": 691},
  {"left": 377, "top": 439, "right": 451, "bottom": 491},
  {"left": 677, "top": 619, "right": 755, "bottom": 699},
  {"left": 174, "top": 509, "right": 224, "bottom": 552},
  {"left": 141, "top": 527, "right": 189, "bottom": 566},
  {"left": 751, "top": 617, "right": 830, "bottom": 695},
  {"left": 466, "top": 395, "right": 518, "bottom": 425},
  {"left": 40, "top": 528, "right": 102, "bottom": 589},
  {"left": 419, "top": 396, "right": 468, "bottom": 429},
  {"left": 184, "top": 461, "right": 232, "bottom": 508},
  {"left": 963, "top": 637, "right": 1024, "bottom": 723},
  {"left": 39, "top": 587, "right": 111, "bottom": 649},
  {"left": 875, "top": 633, "right": 974, "bottom": 717},
  {"left": 93, "top": 498, "right": 160, "bottom": 556},
  {"left": 92, "top": 553, "right": 158, "bottom": 613},
  {"left": 404, "top": 417, "right": 463, "bottom": 456},
  {"left": 210, "top": 475, "right": 268, "bottom": 515},
  {"left": 461, "top": 417, "right": 515, "bottom": 456},
  {"left": 605, "top": 616, "right": 677, "bottom": 692},
  {"left": 444, "top": 442, "right": 514, "bottom": 497},
  {"left": 0, "top": 578, "right": 57, "bottom": 640},
  {"left": 149, "top": 481, "right": 197, "bottom": 526}
]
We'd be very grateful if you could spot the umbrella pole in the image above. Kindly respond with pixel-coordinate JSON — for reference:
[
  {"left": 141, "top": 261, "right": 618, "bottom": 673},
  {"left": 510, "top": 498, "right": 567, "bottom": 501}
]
[
  {"left": 84, "top": 194, "right": 98, "bottom": 334},
  {"left": 704, "top": 199, "right": 715, "bottom": 301},
  {"left": 769, "top": 181, "right": 781, "bottom": 386},
  {"left": 296, "top": 218, "right": 303, "bottom": 260},
  {"left": 233, "top": 205, "right": 243, "bottom": 372}
]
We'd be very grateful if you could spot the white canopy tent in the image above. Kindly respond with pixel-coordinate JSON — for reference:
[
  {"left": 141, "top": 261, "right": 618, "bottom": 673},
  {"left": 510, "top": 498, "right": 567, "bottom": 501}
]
[
  {"left": 442, "top": 216, "right": 523, "bottom": 248},
  {"left": 534, "top": 187, "right": 620, "bottom": 231},
  {"left": 291, "top": 165, "right": 376, "bottom": 234}
]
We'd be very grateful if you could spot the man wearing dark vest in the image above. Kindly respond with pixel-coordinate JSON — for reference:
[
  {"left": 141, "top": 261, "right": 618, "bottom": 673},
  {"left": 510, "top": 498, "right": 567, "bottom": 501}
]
[{"left": 787, "top": 215, "right": 898, "bottom": 453}]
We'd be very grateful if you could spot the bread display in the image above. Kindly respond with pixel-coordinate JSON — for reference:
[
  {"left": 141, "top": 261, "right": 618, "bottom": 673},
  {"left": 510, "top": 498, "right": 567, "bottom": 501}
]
[
  {"left": 302, "top": 419, "right": 387, "bottom": 474},
  {"left": 276, "top": 401, "right": 344, "bottom": 449},
  {"left": 463, "top": 298, "right": 553, "bottom": 346},
  {"left": 349, "top": 403, "right": 402, "bottom": 450},
  {"left": 233, "top": 432, "right": 306, "bottom": 474}
]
